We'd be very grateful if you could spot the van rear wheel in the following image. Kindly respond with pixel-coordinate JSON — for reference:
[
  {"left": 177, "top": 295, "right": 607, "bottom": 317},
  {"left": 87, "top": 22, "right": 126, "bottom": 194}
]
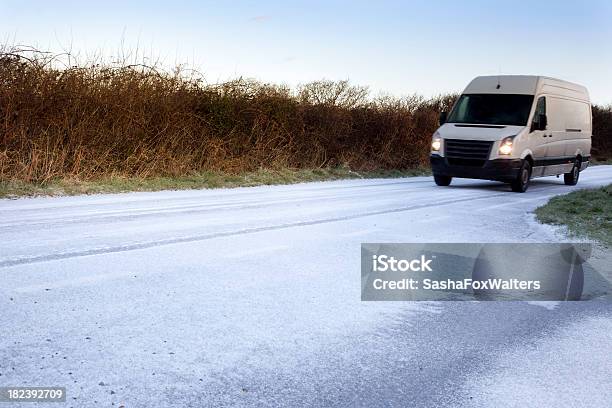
[
  {"left": 433, "top": 174, "right": 452, "bottom": 186},
  {"left": 563, "top": 159, "right": 580, "bottom": 186},
  {"left": 511, "top": 160, "right": 531, "bottom": 193}
]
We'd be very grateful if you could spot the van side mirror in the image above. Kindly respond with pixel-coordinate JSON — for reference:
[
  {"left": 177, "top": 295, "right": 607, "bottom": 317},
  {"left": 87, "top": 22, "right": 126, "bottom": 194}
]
[
  {"left": 439, "top": 111, "right": 447, "bottom": 125},
  {"left": 538, "top": 114, "right": 547, "bottom": 130}
]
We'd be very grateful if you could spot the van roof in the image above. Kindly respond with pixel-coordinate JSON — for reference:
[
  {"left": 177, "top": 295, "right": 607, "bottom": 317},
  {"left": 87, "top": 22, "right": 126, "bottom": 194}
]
[{"left": 463, "top": 75, "right": 590, "bottom": 101}]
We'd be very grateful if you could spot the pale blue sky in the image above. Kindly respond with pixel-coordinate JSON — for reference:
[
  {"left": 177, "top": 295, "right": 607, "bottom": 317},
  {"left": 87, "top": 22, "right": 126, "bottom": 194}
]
[{"left": 3, "top": 0, "right": 612, "bottom": 102}]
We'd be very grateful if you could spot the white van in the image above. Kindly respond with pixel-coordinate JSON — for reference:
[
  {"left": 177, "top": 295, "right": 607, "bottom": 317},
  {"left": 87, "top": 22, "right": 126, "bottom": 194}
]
[{"left": 430, "top": 75, "right": 591, "bottom": 192}]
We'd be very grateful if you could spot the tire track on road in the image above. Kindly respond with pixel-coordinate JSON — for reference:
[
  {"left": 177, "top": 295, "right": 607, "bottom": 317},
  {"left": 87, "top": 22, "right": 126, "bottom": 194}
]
[{"left": 0, "top": 191, "right": 509, "bottom": 268}]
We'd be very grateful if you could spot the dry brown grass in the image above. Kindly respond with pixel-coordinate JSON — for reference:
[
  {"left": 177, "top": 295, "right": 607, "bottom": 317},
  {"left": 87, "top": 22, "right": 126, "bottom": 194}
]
[{"left": 0, "top": 46, "right": 610, "bottom": 184}]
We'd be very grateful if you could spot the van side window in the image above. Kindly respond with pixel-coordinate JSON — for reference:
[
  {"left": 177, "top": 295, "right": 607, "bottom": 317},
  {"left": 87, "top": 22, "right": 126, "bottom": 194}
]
[
  {"left": 535, "top": 96, "right": 546, "bottom": 117},
  {"left": 531, "top": 96, "right": 546, "bottom": 131}
]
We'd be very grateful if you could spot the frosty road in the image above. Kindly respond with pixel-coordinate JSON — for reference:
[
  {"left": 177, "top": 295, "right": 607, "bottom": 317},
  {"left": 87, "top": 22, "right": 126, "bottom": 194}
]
[{"left": 1, "top": 166, "right": 611, "bottom": 407}]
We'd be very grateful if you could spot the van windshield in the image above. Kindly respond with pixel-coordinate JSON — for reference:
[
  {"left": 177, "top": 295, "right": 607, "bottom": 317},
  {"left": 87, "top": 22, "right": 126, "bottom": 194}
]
[{"left": 447, "top": 94, "right": 534, "bottom": 126}]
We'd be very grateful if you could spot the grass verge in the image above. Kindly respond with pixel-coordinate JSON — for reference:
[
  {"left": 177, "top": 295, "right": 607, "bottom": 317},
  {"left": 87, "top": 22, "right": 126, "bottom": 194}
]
[
  {"left": 0, "top": 167, "right": 431, "bottom": 199},
  {"left": 535, "top": 184, "right": 612, "bottom": 246}
]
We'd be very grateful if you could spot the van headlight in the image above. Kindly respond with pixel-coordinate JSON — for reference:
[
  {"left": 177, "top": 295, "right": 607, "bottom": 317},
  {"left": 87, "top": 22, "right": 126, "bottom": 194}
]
[
  {"left": 431, "top": 136, "right": 442, "bottom": 152},
  {"left": 498, "top": 136, "right": 515, "bottom": 155}
]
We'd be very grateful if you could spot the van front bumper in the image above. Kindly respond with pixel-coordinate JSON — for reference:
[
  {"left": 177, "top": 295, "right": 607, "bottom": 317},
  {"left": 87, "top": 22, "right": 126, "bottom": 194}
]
[{"left": 430, "top": 155, "right": 523, "bottom": 182}]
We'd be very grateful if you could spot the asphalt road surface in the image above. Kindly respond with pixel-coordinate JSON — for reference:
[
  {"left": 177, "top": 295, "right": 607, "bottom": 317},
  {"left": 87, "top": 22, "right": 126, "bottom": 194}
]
[{"left": 1, "top": 166, "right": 611, "bottom": 407}]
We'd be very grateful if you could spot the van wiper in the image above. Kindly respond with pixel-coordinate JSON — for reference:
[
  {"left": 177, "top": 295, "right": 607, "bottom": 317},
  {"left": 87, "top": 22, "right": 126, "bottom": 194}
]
[{"left": 453, "top": 124, "right": 507, "bottom": 129}]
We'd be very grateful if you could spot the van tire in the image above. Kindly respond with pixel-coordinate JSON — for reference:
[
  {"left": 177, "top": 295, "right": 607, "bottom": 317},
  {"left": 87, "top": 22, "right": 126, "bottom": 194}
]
[
  {"left": 564, "top": 159, "right": 580, "bottom": 186},
  {"left": 433, "top": 174, "right": 452, "bottom": 186},
  {"left": 511, "top": 160, "right": 531, "bottom": 193}
]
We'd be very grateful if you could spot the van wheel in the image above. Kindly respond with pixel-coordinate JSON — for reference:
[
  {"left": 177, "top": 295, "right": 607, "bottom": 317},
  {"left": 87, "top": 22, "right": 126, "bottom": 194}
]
[
  {"left": 434, "top": 174, "right": 452, "bottom": 186},
  {"left": 564, "top": 159, "right": 580, "bottom": 186},
  {"left": 511, "top": 160, "right": 531, "bottom": 193}
]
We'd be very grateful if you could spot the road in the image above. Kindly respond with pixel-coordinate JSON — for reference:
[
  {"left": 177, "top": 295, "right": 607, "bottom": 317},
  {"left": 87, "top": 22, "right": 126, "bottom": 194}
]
[{"left": 1, "top": 166, "right": 611, "bottom": 407}]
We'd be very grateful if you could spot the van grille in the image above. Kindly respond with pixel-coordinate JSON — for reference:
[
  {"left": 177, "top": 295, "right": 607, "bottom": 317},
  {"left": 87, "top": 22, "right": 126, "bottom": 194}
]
[{"left": 445, "top": 139, "right": 493, "bottom": 167}]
